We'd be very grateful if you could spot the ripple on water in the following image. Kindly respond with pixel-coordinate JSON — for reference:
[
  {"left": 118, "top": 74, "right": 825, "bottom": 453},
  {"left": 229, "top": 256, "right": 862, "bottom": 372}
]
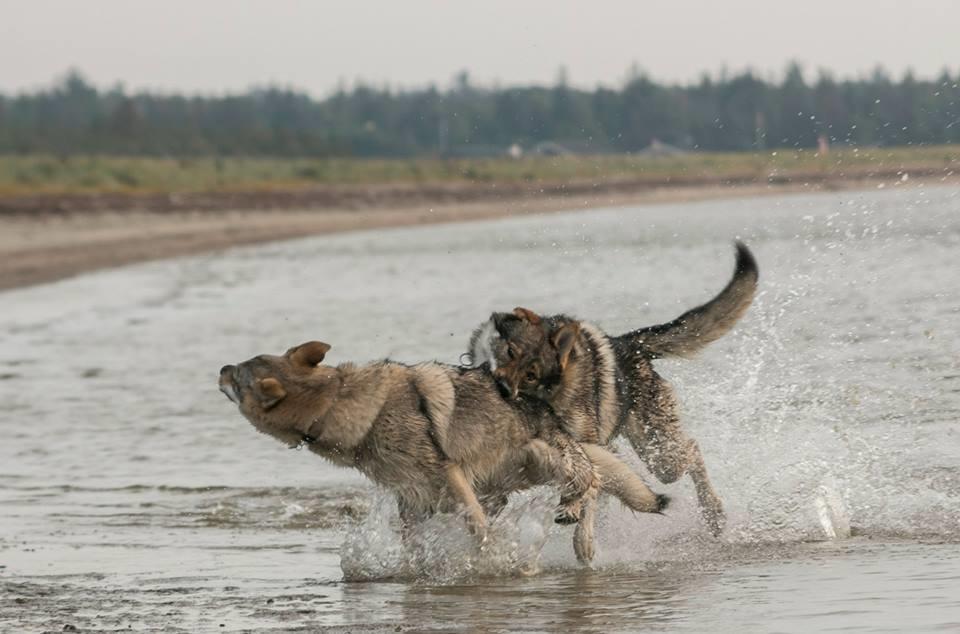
[{"left": 2, "top": 187, "right": 960, "bottom": 630}]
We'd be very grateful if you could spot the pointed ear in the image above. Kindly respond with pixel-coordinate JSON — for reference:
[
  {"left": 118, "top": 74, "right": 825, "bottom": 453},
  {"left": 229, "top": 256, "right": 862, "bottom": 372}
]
[
  {"left": 512, "top": 307, "right": 542, "bottom": 324},
  {"left": 255, "top": 377, "right": 287, "bottom": 409},
  {"left": 491, "top": 311, "right": 519, "bottom": 333},
  {"left": 551, "top": 323, "right": 581, "bottom": 371},
  {"left": 287, "top": 341, "right": 331, "bottom": 367}
]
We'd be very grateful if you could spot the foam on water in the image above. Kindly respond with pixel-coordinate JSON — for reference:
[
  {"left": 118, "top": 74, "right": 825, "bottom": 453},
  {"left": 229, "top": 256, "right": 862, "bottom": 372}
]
[{"left": 340, "top": 490, "right": 558, "bottom": 582}]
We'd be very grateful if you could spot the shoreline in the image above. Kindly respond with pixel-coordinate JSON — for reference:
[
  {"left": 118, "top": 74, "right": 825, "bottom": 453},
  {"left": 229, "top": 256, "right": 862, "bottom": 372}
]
[{"left": 0, "top": 174, "right": 950, "bottom": 291}]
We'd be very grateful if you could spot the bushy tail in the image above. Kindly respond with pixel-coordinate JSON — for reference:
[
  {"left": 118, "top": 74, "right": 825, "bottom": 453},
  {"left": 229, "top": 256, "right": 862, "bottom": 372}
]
[{"left": 618, "top": 242, "right": 759, "bottom": 359}]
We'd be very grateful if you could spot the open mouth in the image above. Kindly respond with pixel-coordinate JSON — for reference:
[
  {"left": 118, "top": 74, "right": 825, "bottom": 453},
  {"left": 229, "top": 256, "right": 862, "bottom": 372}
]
[
  {"left": 219, "top": 366, "right": 242, "bottom": 405},
  {"left": 220, "top": 381, "right": 240, "bottom": 404}
]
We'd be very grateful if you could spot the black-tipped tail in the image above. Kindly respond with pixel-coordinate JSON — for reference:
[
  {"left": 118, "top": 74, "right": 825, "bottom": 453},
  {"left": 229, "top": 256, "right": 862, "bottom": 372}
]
[
  {"left": 618, "top": 242, "right": 759, "bottom": 359},
  {"left": 656, "top": 494, "right": 671, "bottom": 513}
]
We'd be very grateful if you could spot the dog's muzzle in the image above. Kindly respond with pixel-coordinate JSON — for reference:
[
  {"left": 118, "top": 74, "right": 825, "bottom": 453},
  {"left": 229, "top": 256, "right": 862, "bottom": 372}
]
[
  {"left": 219, "top": 365, "right": 241, "bottom": 404},
  {"left": 495, "top": 377, "right": 517, "bottom": 400}
]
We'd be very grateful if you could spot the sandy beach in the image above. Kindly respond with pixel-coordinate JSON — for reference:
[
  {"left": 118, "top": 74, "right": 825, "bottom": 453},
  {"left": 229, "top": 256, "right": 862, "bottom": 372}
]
[{"left": 1, "top": 172, "right": 948, "bottom": 290}]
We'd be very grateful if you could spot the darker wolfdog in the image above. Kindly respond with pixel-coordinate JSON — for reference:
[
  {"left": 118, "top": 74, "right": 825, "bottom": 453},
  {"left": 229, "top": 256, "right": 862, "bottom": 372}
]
[
  {"left": 467, "top": 242, "right": 758, "bottom": 537},
  {"left": 219, "top": 340, "right": 668, "bottom": 562}
]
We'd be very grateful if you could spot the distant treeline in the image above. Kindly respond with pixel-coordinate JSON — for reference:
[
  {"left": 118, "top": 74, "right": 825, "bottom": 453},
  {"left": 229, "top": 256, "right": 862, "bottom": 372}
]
[{"left": 1, "top": 65, "right": 959, "bottom": 158}]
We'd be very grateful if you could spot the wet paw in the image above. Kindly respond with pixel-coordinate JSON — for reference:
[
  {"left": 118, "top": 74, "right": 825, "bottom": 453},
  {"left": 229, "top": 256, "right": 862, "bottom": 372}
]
[
  {"left": 573, "top": 536, "right": 594, "bottom": 564},
  {"left": 700, "top": 503, "right": 726, "bottom": 537},
  {"left": 554, "top": 508, "right": 581, "bottom": 525},
  {"left": 573, "top": 521, "right": 595, "bottom": 563},
  {"left": 573, "top": 497, "right": 596, "bottom": 564},
  {"left": 656, "top": 494, "right": 671, "bottom": 513},
  {"left": 475, "top": 527, "right": 490, "bottom": 551},
  {"left": 466, "top": 516, "right": 490, "bottom": 545}
]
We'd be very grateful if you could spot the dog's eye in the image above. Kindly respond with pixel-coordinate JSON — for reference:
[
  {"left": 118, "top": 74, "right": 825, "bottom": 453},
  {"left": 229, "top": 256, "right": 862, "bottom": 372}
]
[
  {"left": 507, "top": 345, "right": 518, "bottom": 360},
  {"left": 524, "top": 370, "right": 538, "bottom": 383}
]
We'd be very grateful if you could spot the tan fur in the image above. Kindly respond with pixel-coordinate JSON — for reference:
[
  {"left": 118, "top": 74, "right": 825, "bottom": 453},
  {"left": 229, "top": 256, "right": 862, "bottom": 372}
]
[
  {"left": 444, "top": 462, "right": 488, "bottom": 538},
  {"left": 576, "top": 322, "right": 620, "bottom": 443},
  {"left": 581, "top": 443, "right": 661, "bottom": 512},
  {"left": 219, "top": 341, "right": 667, "bottom": 561},
  {"left": 411, "top": 363, "right": 456, "bottom": 452}
]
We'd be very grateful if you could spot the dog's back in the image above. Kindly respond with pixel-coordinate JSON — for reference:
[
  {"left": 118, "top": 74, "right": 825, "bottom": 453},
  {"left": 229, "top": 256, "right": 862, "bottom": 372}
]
[
  {"left": 224, "top": 341, "right": 668, "bottom": 554},
  {"left": 462, "top": 243, "right": 759, "bottom": 535},
  {"left": 468, "top": 242, "right": 760, "bottom": 442}
]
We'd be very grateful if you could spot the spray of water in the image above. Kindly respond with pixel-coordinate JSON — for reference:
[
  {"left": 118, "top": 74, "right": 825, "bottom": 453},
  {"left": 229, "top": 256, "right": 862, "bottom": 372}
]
[
  {"left": 338, "top": 203, "right": 960, "bottom": 580},
  {"left": 340, "top": 490, "right": 558, "bottom": 582}
]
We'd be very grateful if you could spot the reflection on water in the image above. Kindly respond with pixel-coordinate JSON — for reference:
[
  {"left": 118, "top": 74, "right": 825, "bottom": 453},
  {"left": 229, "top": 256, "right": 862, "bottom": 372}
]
[{"left": 2, "top": 185, "right": 960, "bottom": 631}]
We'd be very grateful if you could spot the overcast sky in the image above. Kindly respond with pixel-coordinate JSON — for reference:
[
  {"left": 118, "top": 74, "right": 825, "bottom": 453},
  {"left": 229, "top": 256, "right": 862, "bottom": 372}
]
[{"left": 1, "top": 0, "right": 957, "bottom": 96}]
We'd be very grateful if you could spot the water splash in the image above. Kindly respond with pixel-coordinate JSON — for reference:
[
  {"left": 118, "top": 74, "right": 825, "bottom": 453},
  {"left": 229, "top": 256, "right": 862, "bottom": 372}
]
[{"left": 340, "top": 490, "right": 560, "bottom": 582}]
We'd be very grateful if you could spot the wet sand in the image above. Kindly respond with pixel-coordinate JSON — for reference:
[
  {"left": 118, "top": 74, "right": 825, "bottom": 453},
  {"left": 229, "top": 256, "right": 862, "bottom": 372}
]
[{"left": 0, "top": 175, "right": 946, "bottom": 290}]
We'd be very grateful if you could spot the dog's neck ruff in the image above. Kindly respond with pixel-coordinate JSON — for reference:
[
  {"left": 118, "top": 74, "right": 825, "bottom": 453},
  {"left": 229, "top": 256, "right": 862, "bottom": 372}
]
[
  {"left": 470, "top": 319, "right": 500, "bottom": 370},
  {"left": 576, "top": 321, "right": 621, "bottom": 444},
  {"left": 294, "top": 372, "right": 348, "bottom": 449}
]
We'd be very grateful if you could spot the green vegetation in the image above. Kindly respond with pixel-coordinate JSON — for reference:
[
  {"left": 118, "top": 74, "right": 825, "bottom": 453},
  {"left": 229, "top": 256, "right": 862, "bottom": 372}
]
[
  {"left": 1, "top": 66, "right": 959, "bottom": 158},
  {"left": 1, "top": 146, "right": 957, "bottom": 197}
]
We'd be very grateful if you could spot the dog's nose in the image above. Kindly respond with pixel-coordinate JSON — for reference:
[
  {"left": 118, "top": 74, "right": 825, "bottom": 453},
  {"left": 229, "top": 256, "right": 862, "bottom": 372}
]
[
  {"left": 496, "top": 378, "right": 515, "bottom": 399},
  {"left": 219, "top": 365, "right": 241, "bottom": 404}
]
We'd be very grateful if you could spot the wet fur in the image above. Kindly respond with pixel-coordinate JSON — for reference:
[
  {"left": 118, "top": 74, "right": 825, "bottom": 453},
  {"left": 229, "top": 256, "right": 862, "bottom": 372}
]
[
  {"left": 219, "top": 341, "right": 667, "bottom": 561},
  {"left": 468, "top": 242, "right": 759, "bottom": 537}
]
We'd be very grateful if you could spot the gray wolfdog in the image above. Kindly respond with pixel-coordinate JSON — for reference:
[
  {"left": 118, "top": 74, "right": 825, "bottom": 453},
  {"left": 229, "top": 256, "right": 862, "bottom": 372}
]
[
  {"left": 467, "top": 242, "right": 758, "bottom": 537},
  {"left": 219, "top": 340, "right": 669, "bottom": 562}
]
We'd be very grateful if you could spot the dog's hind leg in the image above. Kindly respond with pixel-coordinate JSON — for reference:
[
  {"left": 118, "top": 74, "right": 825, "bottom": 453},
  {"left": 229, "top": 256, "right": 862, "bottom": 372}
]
[
  {"left": 573, "top": 495, "right": 596, "bottom": 564},
  {"left": 581, "top": 443, "right": 669, "bottom": 514},
  {"left": 549, "top": 432, "right": 600, "bottom": 525},
  {"left": 621, "top": 381, "right": 726, "bottom": 536},
  {"left": 684, "top": 440, "right": 726, "bottom": 536},
  {"left": 521, "top": 437, "right": 599, "bottom": 526},
  {"left": 525, "top": 441, "right": 668, "bottom": 563},
  {"left": 575, "top": 444, "right": 670, "bottom": 564},
  {"left": 522, "top": 438, "right": 599, "bottom": 563}
]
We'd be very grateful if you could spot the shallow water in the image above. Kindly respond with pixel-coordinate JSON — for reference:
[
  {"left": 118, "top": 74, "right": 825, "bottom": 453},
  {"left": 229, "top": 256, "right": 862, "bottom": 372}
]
[{"left": 2, "top": 185, "right": 960, "bottom": 632}]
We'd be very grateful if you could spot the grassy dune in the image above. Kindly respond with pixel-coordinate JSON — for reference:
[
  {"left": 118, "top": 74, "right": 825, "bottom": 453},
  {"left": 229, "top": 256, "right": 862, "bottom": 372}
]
[{"left": 1, "top": 145, "right": 958, "bottom": 197}]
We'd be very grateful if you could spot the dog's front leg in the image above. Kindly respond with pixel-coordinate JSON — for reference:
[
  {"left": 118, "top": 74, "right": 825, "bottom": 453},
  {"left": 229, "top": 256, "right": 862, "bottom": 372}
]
[
  {"left": 573, "top": 496, "right": 596, "bottom": 565},
  {"left": 444, "top": 462, "right": 488, "bottom": 543},
  {"left": 524, "top": 435, "right": 599, "bottom": 526},
  {"left": 581, "top": 443, "right": 670, "bottom": 514},
  {"left": 522, "top": 438, "right": 599, "bottom": 564}
]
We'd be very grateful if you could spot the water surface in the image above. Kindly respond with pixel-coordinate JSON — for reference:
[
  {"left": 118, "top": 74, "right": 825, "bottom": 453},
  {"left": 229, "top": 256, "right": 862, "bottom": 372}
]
[{"left": 2, "top": 185, "right": 959, "bottom": 632}]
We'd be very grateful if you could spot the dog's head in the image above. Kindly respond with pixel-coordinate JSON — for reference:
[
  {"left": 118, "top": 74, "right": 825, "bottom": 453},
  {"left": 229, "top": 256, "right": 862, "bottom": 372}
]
[
  {"left": 472, "top": 307, "right": 579, "bottom": 401},
  {"left": 219, "top": 341, "right": 339, "bottom": 446}
]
